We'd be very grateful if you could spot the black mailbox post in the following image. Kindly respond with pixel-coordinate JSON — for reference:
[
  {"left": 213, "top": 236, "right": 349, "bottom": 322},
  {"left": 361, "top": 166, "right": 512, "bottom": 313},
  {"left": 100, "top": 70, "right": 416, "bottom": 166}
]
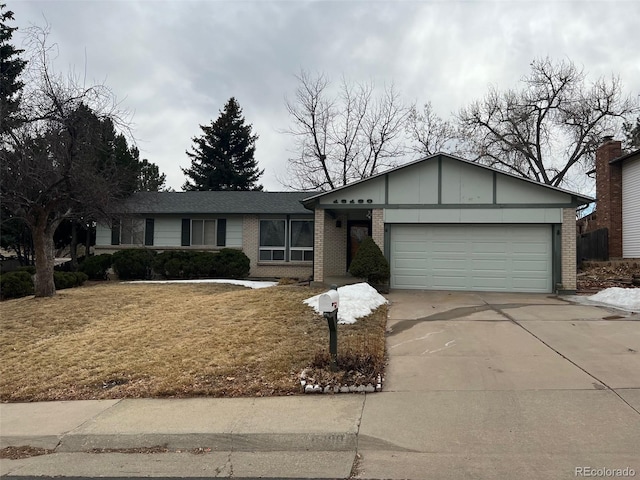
[{"left": 319, "top": 285, "right": 340, "bottom": 372}]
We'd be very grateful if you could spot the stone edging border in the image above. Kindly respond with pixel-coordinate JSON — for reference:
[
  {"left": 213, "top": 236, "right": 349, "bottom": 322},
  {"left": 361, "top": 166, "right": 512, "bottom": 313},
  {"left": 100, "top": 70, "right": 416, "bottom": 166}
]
[{"left": 300, "top": 370, "right": 383, "bottom": 394}]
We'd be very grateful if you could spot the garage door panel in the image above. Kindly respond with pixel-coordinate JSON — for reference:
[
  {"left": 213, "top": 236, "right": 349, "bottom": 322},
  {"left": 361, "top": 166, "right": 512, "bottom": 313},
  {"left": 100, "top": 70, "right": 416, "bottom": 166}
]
[
  {"left": 395, "top": 259, "right": 428, "bottom": 269},
  {"left": 432, "top": 259, "right": 468, "bottom": 269},
  {"left": 390, "top": 225, "right": 552, "bottom": 293},
  {"left": 472, "top": 243, "right": 508, "bottom": 254},
  {"left": 394, "top": 275, "right": 430, "bottom": 287}
]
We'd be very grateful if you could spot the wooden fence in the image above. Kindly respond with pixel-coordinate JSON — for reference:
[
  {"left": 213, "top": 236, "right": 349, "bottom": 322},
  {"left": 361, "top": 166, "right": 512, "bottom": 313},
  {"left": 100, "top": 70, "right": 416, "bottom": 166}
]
[{"left": 577, "top": 228, "right": 609, "bottom": 263}]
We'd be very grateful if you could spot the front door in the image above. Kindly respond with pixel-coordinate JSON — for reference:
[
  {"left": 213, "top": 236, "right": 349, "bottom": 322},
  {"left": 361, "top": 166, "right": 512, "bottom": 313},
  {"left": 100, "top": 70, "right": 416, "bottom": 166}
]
[{"left": 347, "top": 221, "right": 371, "bottom": 270}]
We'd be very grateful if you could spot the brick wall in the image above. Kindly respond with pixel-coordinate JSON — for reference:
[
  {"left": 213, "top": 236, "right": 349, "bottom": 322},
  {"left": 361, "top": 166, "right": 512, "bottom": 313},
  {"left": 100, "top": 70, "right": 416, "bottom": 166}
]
[
  {"left": 243, "top": 215, "right": 313, "bottom": 280},
  {"left": 313, "top": 209, "right": 325, "bottom": 282},
  {"left": 595, "top": 139, "right": 623, "bottom": 258},
  {"left": 324, "top": 213, "right": 348, "bottom": 276},
  {"left": 371, "top": 209, "right": 384, "bottom": 252},
  {"left": 561, "top": 207, "right": 577, "bottom": 291}
]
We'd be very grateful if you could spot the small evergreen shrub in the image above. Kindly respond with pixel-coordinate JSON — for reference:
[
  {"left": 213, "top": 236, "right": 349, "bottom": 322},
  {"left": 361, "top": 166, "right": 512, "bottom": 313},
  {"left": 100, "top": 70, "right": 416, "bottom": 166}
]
[
  {"left": 153, "top": 249, "right": 250, "bottom": 279},
  {"left": 0, "top": 271, "right": 34, "bottom": 299},
  {"left": 349, "top": 237, "right": 390, "bottom": 285},
  {"left": 17, "top": 266, "right": 36, "bottom": 275},
  {"left": 154, "top": 251, "right": 198, "bottom": 279},
  {"left": 74, "top": 271, "right": 89, "bottom": 285},
  {"left": 112, "top": 249, "right": 156, "bottom": 280},
  {"left": 79, "top": 254, "right": 113, "bottom": 280},
  {"left": 54, "top": 271, "right": 77, "bottom": 289},
  {"left": 213, "top": 248, "right": 250, "bottom": 279}
]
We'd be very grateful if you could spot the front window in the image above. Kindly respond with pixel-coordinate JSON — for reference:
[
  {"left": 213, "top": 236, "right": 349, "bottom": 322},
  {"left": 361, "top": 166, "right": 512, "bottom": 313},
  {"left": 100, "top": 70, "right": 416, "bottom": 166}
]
[
  {"left": 259, "top": 218, "right": 313, "bottom": 262},
  {"left": 192, "top": 219, "right": 216, "bottom": 246},
  {"left": 290, "top": 220, "right": 314, "bottom": 261},
  {"left": 259, "top": 219, "right": 286, "bottom": 261},
  {"left": 121, "top": 218, "right": 144, "bottom": 245}
]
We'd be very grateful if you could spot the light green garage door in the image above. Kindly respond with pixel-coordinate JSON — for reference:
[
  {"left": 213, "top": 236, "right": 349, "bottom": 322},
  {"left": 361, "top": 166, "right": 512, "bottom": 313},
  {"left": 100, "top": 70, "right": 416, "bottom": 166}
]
[{"left": 390, "top": 224, "right": 552, "bottom": 292}]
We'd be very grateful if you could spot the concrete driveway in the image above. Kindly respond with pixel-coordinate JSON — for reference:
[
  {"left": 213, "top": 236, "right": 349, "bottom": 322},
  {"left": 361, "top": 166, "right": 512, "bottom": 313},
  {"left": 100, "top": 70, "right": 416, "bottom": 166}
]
[{"left": 356, "top": 291, "right": 640, "bottom": 479}]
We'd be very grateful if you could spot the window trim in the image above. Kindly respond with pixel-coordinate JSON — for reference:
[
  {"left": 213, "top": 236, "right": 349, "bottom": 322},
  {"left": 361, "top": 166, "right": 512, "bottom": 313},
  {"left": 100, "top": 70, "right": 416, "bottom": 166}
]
[
  {"left": 259, "top": 218, "right": 287, "bottom": 261},
  {"left": 289, "top": 219, "right": 314, "bottom": 262},
  {"left": 259, "top": 217, "right": 314, "bottom": 263},
  {"left": 190, "top": 219, "right": 218, "bottom": 246},
  {"left": 120, "top": 218, "right": 145, "bottom": 246}
]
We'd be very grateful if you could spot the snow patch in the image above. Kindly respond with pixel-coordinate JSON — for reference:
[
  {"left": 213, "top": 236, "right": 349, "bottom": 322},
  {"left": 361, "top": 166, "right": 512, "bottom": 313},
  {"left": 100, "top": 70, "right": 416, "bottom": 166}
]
[
  {"left": 304, "top": 282, "right": 388, "bottom": 324},
  {"left": 127, "top": 279, "right": 278, "bottom": 289},
  {"left": 586, "top": 287, "right": 640, "bottom": 312}
]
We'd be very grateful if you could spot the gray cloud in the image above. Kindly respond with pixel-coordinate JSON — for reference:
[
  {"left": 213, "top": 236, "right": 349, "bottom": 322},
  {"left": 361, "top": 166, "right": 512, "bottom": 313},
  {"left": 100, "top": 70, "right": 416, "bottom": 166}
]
[{"left": 9, "top": 0, "right": 640, "bottom": 192}]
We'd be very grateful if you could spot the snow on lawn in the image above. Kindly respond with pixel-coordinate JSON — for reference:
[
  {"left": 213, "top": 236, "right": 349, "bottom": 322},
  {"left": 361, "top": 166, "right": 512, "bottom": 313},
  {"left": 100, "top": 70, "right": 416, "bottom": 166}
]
[
  {"left": 304, "top": 282, "right": 388, "bottom": 324},
  {"left": 127, "top": 279, "right": 278, "bottom": 289},
  {"left": 585, "top": 287, "right": 640, "bottom": 312}
]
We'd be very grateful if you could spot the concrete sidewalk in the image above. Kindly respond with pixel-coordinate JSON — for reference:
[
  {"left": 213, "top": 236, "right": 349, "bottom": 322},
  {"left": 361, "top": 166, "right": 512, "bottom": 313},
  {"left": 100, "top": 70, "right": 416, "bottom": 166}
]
[
  {"left": 1, "top": 396, "right": 364, "bottom": 477},
  {"left": 2, "top": 291, "right": 639, "bottom": 479}
]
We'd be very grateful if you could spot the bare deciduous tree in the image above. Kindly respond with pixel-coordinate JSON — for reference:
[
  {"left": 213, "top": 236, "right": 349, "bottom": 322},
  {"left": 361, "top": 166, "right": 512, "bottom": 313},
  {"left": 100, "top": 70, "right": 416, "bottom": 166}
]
[
  {"left": 283, "top": 71, "right": 411, "bottom": 191},
  {"left": 1, "top": 25, "right": 131, "bottom": 297},
  {"left": 457, "top": 57, "right": 639, "bottom": 187},
  {"left": 407, "top": 101, "right": 459, "bottom": 156}
]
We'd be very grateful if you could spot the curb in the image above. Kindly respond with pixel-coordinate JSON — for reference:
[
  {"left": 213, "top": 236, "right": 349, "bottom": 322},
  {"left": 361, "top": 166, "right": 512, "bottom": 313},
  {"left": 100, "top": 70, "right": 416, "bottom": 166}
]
[{"left": 3, "top": 432, "right": 358, "bottom": 453}]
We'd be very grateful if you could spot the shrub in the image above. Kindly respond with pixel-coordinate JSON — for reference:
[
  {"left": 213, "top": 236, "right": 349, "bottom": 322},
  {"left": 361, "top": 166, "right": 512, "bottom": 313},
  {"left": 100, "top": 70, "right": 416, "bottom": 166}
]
[
  {"left": 213, "top": 248, "right": 250, "bottom": 279},
  {"left": 153, "top": 249, "right": 249, "bottom": 279},
  {"left": 74, "top": 271, "right": 89, "bottom": 285},
  {"left": 79, "top": 254, "right": 113, "bottom": 280},
  {"left": 348, "top": 237, "right": 390, "bottom": 285},
  {"left": 54, "top": 271, "right": 77, "bottom": 290},
  {"left": 112, "top": 249, "right": 156, "bottom": 280},
  {"left": 154, "top": 251, "right": 202, "bottom": 279},
  {"left": 17, "top": 266, "right": 36, "bottom": 275},
  {"left": 0, "top": 271, "right": 34, "bottom": 300}
]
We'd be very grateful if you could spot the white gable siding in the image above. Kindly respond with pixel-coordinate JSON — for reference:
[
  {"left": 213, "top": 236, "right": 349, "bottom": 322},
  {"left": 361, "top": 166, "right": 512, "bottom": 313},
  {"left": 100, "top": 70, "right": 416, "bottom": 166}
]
[
  {"left": 319, "top": 176, "right": 386, "bottom": 205},
  {"left": 387, "top": 160, "right": 438, "bottom": 204},
  {"left": 441, "top": 159, "right": 493, "bottom": 204},
  {"left": 622, "top": 157, "right": 640, "bottom": 258},
  {"left": 385, "top": 208, "right": 562, "bottom": 224},
  {"left": 496, "top": 175, "right": 571, "bottom": 204}
]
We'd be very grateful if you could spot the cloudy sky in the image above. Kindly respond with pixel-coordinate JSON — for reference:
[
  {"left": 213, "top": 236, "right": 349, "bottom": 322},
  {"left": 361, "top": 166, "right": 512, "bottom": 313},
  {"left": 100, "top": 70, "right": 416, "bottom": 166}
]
[{"left": 9, "top": 0, "right": 640, "bottom": 193}]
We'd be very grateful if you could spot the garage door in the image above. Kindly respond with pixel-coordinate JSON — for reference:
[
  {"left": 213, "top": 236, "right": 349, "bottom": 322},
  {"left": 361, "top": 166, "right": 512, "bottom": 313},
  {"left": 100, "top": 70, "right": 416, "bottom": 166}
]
[{"left": 390, "top": 224, "right": 552, "bottom": 292}]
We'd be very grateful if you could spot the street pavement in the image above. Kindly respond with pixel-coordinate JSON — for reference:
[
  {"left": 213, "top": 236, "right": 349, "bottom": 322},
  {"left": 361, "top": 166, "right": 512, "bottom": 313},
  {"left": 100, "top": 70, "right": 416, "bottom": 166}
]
[{"left": 1, "top": 291, "right": 639, "bottom": 479}]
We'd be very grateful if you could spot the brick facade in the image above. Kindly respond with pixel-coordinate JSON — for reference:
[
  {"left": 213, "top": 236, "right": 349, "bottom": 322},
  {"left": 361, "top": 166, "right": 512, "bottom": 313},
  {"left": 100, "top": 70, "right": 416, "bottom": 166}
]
[
  {"left": 324, "top": 213, "right": 348, "bottom": 276},
  {"left": 561, "top": 207, "right": 577, "bottom": 291},
  {"left": 313, "top": 209, "right": 325, "bottom": 282},
  {"left": 594, "top": 139, "right": 623, "bottom": 258},
  {"left": 242, "top": 215, "right": 313, "bottom": 280},
  {"left": 371, "top": 209, "right": 384, "bottom": 252}
]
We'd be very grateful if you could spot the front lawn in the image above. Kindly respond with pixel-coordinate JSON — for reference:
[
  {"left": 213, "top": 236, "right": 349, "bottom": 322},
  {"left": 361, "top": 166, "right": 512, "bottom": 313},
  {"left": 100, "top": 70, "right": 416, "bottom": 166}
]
[{"left": 0, "top": 282, "right": 387, "bottom": 401}]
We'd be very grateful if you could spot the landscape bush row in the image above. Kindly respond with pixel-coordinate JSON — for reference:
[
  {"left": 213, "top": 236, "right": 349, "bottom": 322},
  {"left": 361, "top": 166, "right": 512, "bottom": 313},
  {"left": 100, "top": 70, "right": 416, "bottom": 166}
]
[
  {"left": 109, "top": 248, "right": 250, "bottom": 280},
  {"left": 1, "top": 249, "right": 251, "bottom": 300},
  {"left": 0, "top": 269, "right": 88, "bottom": 300}
]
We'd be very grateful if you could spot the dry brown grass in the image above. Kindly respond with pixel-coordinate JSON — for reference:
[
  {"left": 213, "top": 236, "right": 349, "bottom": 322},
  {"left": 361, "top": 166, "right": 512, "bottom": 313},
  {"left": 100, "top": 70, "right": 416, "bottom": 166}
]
[{"left": 0, "top": 282, "right": 387, "bottom": 401}]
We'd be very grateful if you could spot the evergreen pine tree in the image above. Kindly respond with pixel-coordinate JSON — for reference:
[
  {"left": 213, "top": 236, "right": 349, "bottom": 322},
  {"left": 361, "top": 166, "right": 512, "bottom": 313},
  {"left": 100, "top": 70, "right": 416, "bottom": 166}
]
[
  {"left": 182, "top": 97, "right": 263, "bottom": 191},
  {"left": 0, "top": 3, "right": 27, "bottom": 134}
]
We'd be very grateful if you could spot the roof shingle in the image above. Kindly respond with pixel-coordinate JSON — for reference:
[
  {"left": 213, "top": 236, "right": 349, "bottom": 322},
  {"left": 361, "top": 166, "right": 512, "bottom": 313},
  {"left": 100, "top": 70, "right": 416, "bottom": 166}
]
[{"left": 118, "top": 191, "right": 315, "bottom": 215}]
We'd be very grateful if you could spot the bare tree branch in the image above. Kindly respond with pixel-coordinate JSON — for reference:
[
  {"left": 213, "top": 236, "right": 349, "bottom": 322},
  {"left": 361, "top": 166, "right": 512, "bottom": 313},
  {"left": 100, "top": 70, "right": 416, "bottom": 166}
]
[
  {"left": 283, "top": 71, "right": 411, "bottom": 191},
  {"left": 457, "top": 57, "right": 639, "bottom": 186}
]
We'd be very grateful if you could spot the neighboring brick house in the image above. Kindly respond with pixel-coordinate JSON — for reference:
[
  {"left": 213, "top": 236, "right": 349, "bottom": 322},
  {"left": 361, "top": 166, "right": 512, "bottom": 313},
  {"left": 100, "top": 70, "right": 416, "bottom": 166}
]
[{"left": 578, "top": 138, "right": 640, "bottom": 259}]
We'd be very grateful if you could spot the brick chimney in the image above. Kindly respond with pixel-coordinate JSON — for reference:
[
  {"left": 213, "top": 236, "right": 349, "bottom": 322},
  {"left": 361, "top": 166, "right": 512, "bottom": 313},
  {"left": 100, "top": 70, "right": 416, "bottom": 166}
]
[{"left": 594, "top": 137, "right": 623, "bottom": 258}]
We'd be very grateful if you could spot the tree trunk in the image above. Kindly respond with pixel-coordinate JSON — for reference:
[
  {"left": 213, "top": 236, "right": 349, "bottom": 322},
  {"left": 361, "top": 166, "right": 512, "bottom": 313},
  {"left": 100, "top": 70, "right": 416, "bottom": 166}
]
[
  {"left": 85, "top": 221, "right": 92, "bottom": 258},
  {"left": 70, "top": 221, "right": 78, "bottom": 271},
  {"left": 33, "top": 219, "right": 57, "bottom": 297}
]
